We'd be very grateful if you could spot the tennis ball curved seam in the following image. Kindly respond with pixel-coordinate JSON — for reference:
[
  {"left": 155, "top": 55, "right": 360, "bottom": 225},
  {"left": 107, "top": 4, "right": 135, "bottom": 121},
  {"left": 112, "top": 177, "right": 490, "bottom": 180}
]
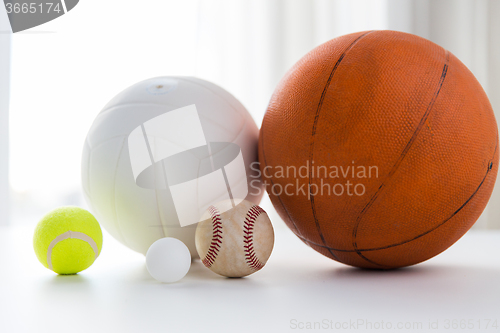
[
  {"left": 46, "top": 230, "right": 100, "bottom": 270},
  {"left": 33, "top": 207, "right": 103, "bottom": 274}
]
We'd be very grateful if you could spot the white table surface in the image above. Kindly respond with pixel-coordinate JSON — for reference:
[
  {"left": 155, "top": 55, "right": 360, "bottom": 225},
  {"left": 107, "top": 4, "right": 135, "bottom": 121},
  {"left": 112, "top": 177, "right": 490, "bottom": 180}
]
[{"left": 1, "top": 224, "right": 499, "bottom": 333}]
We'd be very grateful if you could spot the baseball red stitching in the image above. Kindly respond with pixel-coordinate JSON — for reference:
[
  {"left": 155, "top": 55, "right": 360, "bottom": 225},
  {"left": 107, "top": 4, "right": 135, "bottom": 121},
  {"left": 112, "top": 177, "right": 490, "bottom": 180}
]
[
  {"left": 243, "top": 205, "right": 265, "bottom": 270},
  {"left": 202, "top": 205, "right": 223, "bottom": 268}
]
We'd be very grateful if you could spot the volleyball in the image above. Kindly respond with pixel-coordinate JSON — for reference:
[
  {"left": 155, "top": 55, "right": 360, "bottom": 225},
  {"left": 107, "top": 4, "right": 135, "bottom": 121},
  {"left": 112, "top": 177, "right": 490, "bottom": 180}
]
[{"left": 82, "top": 77, "right": 263, "bottom": 257}]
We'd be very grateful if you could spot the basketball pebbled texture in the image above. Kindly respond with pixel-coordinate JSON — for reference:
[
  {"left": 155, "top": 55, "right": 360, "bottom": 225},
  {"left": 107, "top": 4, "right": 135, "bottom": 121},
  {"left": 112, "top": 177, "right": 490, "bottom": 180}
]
[{"left": 259, "top": 30, "right": 499, "bottom": 269}]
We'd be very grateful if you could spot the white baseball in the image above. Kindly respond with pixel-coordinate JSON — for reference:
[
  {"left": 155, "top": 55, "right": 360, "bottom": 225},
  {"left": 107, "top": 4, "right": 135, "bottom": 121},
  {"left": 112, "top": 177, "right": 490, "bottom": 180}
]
[{"left": 195, "top": 200, "right": 274, "bottom": 277}]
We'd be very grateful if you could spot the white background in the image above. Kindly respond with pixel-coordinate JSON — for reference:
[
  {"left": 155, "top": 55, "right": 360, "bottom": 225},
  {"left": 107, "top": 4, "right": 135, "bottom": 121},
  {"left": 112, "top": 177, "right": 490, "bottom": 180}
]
[
  {"left": 7, "top": 1, "right": 200, "bottom": 222},
  {"left": 2, "top": 0, "right": 500, "bottom": 228},
  {"left": 1, "top": 2, "right": 500, "bottom": 333},
  {"left": 1, "top": 225, "right": 500, "bottom": 333}
]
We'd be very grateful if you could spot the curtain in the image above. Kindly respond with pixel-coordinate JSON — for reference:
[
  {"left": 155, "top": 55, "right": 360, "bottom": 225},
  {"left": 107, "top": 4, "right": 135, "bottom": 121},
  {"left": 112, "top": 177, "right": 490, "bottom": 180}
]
[
  {"left": 195, "top": 0, "right": 500, "bottom": 229},
  {"left": 0, "top": 6, "right": 11, "bottom": 225}
]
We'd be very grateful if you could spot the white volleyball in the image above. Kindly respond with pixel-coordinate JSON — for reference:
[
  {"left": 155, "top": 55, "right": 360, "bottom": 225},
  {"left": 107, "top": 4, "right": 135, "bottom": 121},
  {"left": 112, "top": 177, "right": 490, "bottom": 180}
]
[{"left": 81, "top": 77, "right": 263, "bottom": 257}]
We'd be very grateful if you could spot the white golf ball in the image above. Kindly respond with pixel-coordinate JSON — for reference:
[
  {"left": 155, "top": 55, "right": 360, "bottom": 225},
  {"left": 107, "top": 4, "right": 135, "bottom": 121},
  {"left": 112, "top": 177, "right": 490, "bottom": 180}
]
[{"left": 146, "top": 237, "right": 191, "bottom": 283}]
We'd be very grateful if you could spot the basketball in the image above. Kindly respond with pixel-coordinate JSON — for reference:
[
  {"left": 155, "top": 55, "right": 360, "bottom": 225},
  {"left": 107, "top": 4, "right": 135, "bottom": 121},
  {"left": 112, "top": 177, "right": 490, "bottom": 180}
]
[{"left": 259, "top": 30, "right": 499, "bottom": 269}]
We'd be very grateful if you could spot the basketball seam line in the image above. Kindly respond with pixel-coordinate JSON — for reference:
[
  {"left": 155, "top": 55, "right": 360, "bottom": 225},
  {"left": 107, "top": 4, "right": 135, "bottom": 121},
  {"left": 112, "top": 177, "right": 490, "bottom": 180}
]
[
  {"left": 259, "top": 124, "right": 303, "bottom": 237},
  {"left": 298, "top": 143, "right": 495, "bottom": 257},
  {"left": 243, "top": 206, "right": 266, "bottom": 270},
  {"left": 348, "top": 51, "right": 450, "bottom": 268},
  {"left": 202, "top": 206, "right": 223, "bottom": 268},
  {"left": 308, "top": 30, "right": 375, "bottom": 262}
]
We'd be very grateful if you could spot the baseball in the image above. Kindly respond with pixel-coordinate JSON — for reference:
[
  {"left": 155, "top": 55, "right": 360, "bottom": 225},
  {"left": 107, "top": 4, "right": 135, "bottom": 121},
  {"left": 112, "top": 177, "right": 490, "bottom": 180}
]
[{"left": 195, "top": 199, "right": 274, "bottom": 277}]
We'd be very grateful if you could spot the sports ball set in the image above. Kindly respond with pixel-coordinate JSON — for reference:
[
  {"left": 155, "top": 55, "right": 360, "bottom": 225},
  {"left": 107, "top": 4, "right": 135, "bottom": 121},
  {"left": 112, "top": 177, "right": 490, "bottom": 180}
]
[{"left": 33, "top": 31, "right": 498, "bottom": 282}]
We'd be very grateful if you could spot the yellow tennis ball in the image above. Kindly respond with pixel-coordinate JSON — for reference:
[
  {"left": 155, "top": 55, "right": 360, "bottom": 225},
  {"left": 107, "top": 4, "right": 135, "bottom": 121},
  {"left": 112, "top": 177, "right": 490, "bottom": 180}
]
[{"left": 33, "top": 207, "right": 103, "bottom": 275}]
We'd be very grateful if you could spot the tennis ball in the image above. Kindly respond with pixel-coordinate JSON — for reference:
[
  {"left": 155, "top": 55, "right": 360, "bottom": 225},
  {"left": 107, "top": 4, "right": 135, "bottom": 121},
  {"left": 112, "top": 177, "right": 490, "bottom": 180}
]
[{"left": 33, "top": 206, "right": 103, "bottom": 275}]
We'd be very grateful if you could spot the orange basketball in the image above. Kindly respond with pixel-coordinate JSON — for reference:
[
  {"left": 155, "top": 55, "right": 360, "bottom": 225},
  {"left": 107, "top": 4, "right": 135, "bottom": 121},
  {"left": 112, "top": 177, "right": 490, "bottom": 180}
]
[{"left": 258, "top": 30, "right": 499, "bottom": 269}]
